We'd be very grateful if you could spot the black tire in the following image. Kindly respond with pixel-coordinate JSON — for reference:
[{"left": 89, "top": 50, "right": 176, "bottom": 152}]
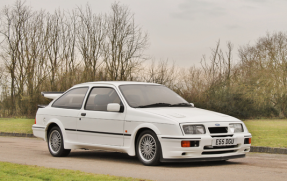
[
  {"left": 47, "top": 126, "right": 71, "bottom": 157},
  {"left": 136, "top": 130, "right": 161, "bottom": 166}
]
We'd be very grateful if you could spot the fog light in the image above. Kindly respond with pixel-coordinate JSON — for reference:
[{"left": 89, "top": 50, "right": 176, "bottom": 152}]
[
  {"left": 181, "top": 141, "right": 190, "bottom": 147},
  {"left": 190, "top": 141, "right": 200, "bottom": 147}
]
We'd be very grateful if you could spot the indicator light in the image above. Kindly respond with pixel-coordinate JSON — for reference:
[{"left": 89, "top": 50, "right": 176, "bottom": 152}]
[{"left": 181, "top": 141, "right": 190, "bottom": 147}]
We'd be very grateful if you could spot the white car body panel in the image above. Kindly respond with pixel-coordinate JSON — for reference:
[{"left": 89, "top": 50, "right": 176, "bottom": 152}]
[
  {"left": 32, "top": 81, "right": 251, "bottom": 162},
  {"left": 140, "top": 107, "right": 239, "bottom": 123},
  {"left": 77, "top": 110, "right": 126, "bottom": 146}
]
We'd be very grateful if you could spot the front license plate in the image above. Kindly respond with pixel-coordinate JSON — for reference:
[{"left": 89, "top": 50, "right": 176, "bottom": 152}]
[{"left": 212, "top": 138, "right": 237, "bottom": 146}]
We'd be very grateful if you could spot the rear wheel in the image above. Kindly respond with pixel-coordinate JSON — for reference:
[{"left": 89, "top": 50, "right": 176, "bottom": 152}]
[
  {"left": 48, "top": 126, "right": 71, "bottom": 157},
  {"left": 136, "top": 130, "right": 161, "bottom": 166}
]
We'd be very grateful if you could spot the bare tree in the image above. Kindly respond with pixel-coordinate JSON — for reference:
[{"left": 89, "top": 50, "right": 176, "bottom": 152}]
[
  {"left": 59, "top": 10, "right": 78, "bottom": 89},
  {"left": 201, "top": 40, "right": 234, "bottom": 88},
  {"left": 103, "top": 2, "right": 148, "bottom": 81},
  {"left": 44, "top": 10, "right": 64, "bottom": 91},
  {"left": 76, "top": 4, "right": 106, "bottom": 81},
  {"left": 238, "top": 32, "right": 287, "bottom": 117},
  {"left": 143, "top": 59, "right": 177, "bottom": 87},
  {"left": 0, "top": 0, "right": 32, "bottom": 115}
]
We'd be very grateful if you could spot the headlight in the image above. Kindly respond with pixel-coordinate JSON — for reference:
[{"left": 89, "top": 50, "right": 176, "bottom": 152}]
[
  {"left": 229, "top": 123, "right": 243, "bottom": 133},
  {"left": 182, "top": 125, "right": 206, "bottom": 134}
]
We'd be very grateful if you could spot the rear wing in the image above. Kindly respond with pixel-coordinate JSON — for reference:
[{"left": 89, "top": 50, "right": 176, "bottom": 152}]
[{"left": 41, "top": 92, "right": 64, "bottom": 99}]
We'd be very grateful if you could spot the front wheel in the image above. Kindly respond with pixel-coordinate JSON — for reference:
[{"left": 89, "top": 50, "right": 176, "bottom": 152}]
[
  {"left": 136, "top": 130, "right": 161, "bottom": 166},
  {"left": 48, "top": 126, "right": 71, "bottom": 157}
]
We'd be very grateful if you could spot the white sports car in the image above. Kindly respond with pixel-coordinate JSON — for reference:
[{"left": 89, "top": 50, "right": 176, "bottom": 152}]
[{"left": 32, "top": 81, "right": 251, "bottom": 166}]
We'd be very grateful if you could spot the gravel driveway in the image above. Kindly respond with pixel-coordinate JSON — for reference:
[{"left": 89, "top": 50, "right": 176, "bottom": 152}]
[{"left": 0, "top": 136, "right": 287, "bottom": 181}]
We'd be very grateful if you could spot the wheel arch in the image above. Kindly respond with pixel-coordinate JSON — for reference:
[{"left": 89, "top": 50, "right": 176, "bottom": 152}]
[
  {"left": 134, "top": 128, "right": 152, "bottom": 149},
  {"left": 127, "top": 123, "right": 162, "bottom": 156},
  {"left": 45, "top": 119, "right": 66, "bottom": 143}
]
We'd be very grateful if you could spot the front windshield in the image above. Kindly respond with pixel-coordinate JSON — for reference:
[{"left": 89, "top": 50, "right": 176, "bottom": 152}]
[{"left": 119, "top": 85, "right": 191, "bottom": 108}]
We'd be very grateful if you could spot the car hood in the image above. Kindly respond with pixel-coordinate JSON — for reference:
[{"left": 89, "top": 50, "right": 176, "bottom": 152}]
[{"left": 137, "top": 107, "right": 241, "bottom": 123}]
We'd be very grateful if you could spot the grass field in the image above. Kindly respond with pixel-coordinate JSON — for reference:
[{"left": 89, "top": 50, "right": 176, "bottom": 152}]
[
  {"left": 244, "top": 119, "right": 287, "bottom": 148},
  {"left": 0, "top": 118, "right": 34, "bottom": 134},
  {"left": 0, "top": 162, "right": 145, "bottom": 181},
  {"left": 0, "top": 118, "right": 286, "bottom": 148}
]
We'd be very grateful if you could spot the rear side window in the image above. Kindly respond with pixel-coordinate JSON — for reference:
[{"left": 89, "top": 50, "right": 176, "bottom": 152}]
[{"left": 52, "top": 87, "right": 89, "bottom": 109}]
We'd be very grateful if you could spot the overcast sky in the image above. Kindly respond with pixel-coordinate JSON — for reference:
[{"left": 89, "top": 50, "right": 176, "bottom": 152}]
[{"left": 1, "top": 0, "right": 287, "bottom": 67}]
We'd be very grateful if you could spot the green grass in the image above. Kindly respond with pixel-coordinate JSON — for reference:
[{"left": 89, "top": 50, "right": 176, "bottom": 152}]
[
  {"left": 0, "top": 118, "right": 34, "bottom": 134},
  {"left": 0, "top": 162, "right": 146, "bottom": 181},
  {"left": 244, "top": 119, "right": 287, "bottom": 148}
]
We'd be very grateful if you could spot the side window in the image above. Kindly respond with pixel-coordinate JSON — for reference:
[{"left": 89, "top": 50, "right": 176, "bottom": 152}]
[
  {"left": 52, "top": 87, "right": 89, "bottom": 109},
  {"left": 85, "top": 87, "right": 122, "bottom": 111}
]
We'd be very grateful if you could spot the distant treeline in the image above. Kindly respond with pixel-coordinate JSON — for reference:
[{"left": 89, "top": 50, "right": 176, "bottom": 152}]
[{"left": 0, "top": 1, "right": 287, "bottom": 119}]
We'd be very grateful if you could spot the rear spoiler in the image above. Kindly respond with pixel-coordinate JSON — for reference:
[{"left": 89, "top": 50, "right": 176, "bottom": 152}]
[
  {"left": 38, "top": 104, "right": 47, "bottom": 108},
  {"left": 41, "top": 92, "right": 64, "bottom": 99}
]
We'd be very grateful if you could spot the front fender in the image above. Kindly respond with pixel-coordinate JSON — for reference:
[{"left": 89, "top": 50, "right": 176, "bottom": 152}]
[{"left": 132, "top": 123, "right": 162, "bottom": 136}]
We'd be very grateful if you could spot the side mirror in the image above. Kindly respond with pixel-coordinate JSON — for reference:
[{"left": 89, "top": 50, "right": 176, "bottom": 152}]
[
  {"left": 107, "top": 103, "right": 121, "bottom": 112},
  {"left": 190, "top": 103, "right": 194, "bottom": 107}
]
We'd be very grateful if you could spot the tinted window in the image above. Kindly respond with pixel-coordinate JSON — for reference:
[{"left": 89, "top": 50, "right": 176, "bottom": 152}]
[
  {"left": 85, "top": 87, "right": 122, "bottom": 111},
  {"left": 52, "top": 87, "right": 89, "bottom": 109},
  {"left": 119, "top": 85, "right": 189, "bottom": 108}
]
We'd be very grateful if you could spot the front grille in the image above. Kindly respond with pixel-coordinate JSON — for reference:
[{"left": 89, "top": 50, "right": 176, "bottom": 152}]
[
  {"left": 202, "top": 150, "right": 236, "bottom": 155},
  {"left": 208, "top": 127, "right": 228, "bottom": 134},
  {"left": 204, "top": 145, "right": 238, "bottom": 150}
]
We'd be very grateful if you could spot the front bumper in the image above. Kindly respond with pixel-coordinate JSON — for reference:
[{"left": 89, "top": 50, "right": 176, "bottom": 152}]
[{"left": 158, "top": 134, "right": 251, "bottom": 160}]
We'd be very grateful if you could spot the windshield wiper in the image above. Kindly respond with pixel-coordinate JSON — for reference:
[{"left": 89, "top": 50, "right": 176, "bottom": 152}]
[
  {"left": 170, "top": 103, "right": 192, "bottom": 107},
  {"left": 137, "top": 103, "right": 172, "bottom": 108},
  {"left": 136, "top": 102, "right": 192, "bottom": 108}
]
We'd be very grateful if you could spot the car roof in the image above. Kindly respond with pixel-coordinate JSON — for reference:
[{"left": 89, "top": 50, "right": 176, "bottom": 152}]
[{"left": 73, "top": 81, "right": 161, "bottom": 88}]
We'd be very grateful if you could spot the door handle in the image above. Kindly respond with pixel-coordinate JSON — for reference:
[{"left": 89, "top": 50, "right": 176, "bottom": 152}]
[{"left": 81, "top": 113, "right": 86, "bottom": 116}]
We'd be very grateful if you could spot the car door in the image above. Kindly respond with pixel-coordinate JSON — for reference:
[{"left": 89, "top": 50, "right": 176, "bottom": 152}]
[
  {"left": 49, "top": 87, "right": 89, "bottom": 143},
  {"left": 77, "top": 86, "right": 126, "bottom": 146}
]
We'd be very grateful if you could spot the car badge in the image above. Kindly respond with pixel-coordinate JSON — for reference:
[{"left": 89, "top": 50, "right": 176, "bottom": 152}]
[{"left": 215, "top": 123, "right": 220, "bottom": 126}]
